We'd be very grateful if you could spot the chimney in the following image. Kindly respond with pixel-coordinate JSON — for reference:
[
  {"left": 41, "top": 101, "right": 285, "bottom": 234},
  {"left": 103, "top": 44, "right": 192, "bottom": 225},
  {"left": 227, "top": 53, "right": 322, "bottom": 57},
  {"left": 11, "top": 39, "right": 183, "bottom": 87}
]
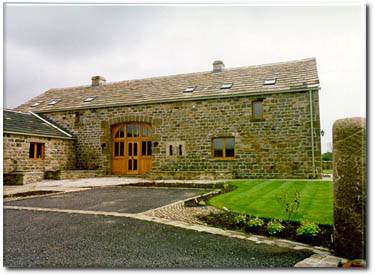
[
  {"left": 213, "top": 60, "right": 225, "bottom": 72},
  {"left": 91, "top": 76, "right": 106, "bottom": 86}
]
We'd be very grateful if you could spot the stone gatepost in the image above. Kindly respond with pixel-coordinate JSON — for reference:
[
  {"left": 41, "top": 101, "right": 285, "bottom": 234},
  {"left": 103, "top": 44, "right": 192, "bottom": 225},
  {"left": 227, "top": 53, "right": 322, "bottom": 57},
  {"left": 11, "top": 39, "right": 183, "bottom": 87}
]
[{"left": 333, "top": 117, "right": 366, "bottom": 260}]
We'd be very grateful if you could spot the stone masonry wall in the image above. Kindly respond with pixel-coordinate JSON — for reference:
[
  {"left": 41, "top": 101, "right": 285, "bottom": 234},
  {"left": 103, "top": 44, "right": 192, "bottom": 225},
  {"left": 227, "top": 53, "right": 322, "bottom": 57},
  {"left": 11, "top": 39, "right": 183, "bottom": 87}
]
[
  {"left": 42, "top": 90, "right": 321, "bottom": 179},
  {"left": 3, "top": 133, "right": 76, "bottom": 173},
  {"left": 333, "top": 117, "right": 366, "bottom": 259}
]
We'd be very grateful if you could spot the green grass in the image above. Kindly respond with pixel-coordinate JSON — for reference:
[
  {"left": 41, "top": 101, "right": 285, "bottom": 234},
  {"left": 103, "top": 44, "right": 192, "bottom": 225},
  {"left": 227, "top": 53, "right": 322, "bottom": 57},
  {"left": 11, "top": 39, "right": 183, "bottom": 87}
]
[{"left": 209, "top": 179, "right": 333, "bottom": 225}]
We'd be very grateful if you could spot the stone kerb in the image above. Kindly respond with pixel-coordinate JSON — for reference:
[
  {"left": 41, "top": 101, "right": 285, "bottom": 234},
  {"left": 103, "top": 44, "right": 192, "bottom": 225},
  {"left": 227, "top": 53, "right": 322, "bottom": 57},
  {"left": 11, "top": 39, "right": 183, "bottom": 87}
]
[{"left": 333, "top": 117, "right": 366, "bottom": 260}]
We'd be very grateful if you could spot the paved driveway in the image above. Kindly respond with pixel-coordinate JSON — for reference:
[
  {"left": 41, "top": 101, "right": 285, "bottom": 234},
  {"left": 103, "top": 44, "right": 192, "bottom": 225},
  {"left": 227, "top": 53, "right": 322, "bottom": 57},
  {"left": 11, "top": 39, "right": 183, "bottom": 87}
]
[
  {"left": 3, "top": 186, "right": 311, "bottom": 268},
  {"left": 5, "top": 186, "right": 201, "bottom": 213}
]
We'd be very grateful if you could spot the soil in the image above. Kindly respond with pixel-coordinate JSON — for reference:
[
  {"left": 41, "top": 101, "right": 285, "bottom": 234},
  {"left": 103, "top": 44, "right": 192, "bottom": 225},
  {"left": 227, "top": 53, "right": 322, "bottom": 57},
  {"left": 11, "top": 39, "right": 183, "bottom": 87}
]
[{"left": 198, "top": 212, "right": 333, "bottom": 249}]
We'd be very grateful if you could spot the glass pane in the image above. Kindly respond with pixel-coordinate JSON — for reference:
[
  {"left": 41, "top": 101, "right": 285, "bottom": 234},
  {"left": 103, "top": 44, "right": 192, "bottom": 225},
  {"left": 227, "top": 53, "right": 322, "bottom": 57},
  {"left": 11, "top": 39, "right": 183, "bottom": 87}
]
[
  {"left": 225, "top": 138, "right": 235, "bottom": 157},
  {"left": 29, "top": 144, "right": 35, "bottom": 158},
  {"left": 36, "top": 144, "right": 43, "bottom": 158},
  {"left": 133, "top": 159, "right": 138, "bottom": 170},
  {"left": 213, "top": 139, "right": 223, "bottom": 157},
  {"left": 128, "top": 159, "right": 132, "bottom": 170},
  {"left": 253, "top": 101, "right": 263, "bottom": 118},
  {"left": 128, "top": 142, "right": 132, "bottom": 156},
  {"left": 142, "top": 126, "right": 149, "bottom": 137},
  {"left": 133, "top": 125, "right": 139, "bottom": 137},
  {"left": 119, "top": 142, "right": 124, "bottom": 156},
  {"left": 142, "top": 141, "right": 147, "bottom": 156},
  {"left": 116, "top": 127, "right": 124, "bottom": 138},
  {"left": 115, "top": 142, "right": 119, "bottom": 157},
  {"left": 133, "top": 143, "right": 138, "bottom": 156},
  {"left": 147, "top": 141, "right": 152, "bottom": 156},
  {"left": 127, "top": 125, "right": 133, "bottom": 137}
]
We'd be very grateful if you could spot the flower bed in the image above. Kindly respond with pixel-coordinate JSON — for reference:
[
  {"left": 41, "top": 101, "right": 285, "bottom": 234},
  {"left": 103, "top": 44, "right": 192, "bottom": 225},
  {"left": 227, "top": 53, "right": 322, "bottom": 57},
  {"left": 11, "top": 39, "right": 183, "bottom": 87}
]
[{"left": 198, "top": 211, "right": 333, "bottom": 249}]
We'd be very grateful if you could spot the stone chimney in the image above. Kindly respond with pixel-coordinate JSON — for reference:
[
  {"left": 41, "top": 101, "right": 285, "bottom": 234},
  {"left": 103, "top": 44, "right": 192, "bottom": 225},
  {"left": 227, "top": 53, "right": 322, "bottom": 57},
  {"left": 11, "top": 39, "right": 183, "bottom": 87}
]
[
  {"left": 91, "top": 76, "right": 106, "bottom": 86},
  {"left": 213, "top": 60, "right": 225, "bottom": 72}
]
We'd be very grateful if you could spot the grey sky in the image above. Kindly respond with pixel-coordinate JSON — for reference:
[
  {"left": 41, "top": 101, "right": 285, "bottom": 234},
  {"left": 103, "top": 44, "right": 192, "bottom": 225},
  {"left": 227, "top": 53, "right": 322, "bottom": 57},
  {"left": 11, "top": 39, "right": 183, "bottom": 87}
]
[{"left": 4, "top": 4, "right": 365, "bottom": 152}]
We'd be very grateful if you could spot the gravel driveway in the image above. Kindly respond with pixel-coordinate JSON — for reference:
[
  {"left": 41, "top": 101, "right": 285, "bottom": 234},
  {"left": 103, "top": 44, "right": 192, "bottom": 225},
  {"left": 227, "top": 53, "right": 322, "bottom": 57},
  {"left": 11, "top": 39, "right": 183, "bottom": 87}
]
[
  {"left": 4, "top": 209, "right": 311, "bottom": 268},
  {"left": 5, "top": 186, "right": 202, "bottom": 213}
]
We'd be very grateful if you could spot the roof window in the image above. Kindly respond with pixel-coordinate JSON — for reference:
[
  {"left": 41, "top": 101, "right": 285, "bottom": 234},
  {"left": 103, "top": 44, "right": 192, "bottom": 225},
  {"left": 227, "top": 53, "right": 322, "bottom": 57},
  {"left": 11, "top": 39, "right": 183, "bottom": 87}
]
[
  {"left": 220, "top": 82, "right": 233, "bottom": 89},
  {"left": 48, "top": 99, "right": 60, "bottom": 105},
  {"left": 263, "top": 79, "right": 276, "bottom": 85},
  {"left": 31, "top": 102, "right": 41, "bottom": 107},
  {"left": 183, "top": 86, "right": 196, "bottom": 93},
  {"left": 83, "top": 96, "right": 96, "bottom": 102}
]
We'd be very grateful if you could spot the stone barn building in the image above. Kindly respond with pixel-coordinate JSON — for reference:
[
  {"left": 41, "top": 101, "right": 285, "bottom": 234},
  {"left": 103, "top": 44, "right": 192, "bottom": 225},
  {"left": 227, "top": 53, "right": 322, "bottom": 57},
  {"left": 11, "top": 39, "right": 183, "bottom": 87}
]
[{"left": 8, "top": 58, "right": 322, "bottom": 181}]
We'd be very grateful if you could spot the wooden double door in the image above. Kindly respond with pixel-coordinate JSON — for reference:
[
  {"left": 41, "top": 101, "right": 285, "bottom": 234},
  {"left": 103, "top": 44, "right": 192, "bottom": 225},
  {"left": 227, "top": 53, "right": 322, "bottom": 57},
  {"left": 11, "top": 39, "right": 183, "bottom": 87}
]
[{"left": 112, "top": 123, "right": 152, "bottom": 175}]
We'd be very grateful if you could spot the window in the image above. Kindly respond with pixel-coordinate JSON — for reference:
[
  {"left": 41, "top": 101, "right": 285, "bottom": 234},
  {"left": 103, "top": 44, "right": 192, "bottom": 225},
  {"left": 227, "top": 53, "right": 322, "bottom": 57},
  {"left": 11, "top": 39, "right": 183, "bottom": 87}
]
[
  {"left": 252, "top": 100, "right": 263, "bottom": 119},
  {"left": 83, "top": 96, "right": 96, "bottom": 102},
  {"left": 48, "top": 99, "right": 60, "bottom": 105},
  {"left": 142, "top": 141, "right": 152, "bottom": 156},
  {"left": 29, "top": 143, "right": 44, "bottom": 159},
  {"left": 220, "top": 82, "right": 233, "bottom": 89},
  {"left": 184, "top": 86, "right": 196, "bottom": 93},
  {"left": 114, "top": 142, "right": 124, "bottom": 157},
  {"left": 212, "top": 138, "right": 235, "bottom": 159},
  {"left": 127, "top": 124, "right": 139, "bottom": 137},
  {"left": 31, "top": 102, "right": 41, "bottom": 107},
  {"left": 169, "top": 145, "right": 173, "bottom": 156},
  {"left": 179, "top": 144, "right": 183, "bottom": 156},
  {"left": 115, "top": 127, "right": 125, "bottom": 138},
  {"left": 263, "top": 78, "right": 276, "bottom": 85}
]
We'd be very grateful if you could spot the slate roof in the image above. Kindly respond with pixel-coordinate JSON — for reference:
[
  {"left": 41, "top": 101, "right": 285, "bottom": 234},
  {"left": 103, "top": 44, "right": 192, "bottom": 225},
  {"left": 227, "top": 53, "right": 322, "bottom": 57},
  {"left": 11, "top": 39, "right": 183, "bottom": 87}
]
[
  {"left": 16, "top": 58, "right": 319, "bottom": 113},
  {"left": 3, "top": 109, "right": 75, "bottom": 139}
]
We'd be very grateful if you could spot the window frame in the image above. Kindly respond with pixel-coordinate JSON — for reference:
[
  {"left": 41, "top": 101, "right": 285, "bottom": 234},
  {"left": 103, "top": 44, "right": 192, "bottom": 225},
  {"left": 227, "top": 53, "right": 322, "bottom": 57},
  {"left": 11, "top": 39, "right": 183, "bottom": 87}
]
[
  {"left": 252, "top": 100, "right": 264, "bottom": 119},
  {"left": 211, "top": 137, "right": 235, "bottom": 160},
  {"left": 29, "top": 142, "right": 45, "bottom": 160}
]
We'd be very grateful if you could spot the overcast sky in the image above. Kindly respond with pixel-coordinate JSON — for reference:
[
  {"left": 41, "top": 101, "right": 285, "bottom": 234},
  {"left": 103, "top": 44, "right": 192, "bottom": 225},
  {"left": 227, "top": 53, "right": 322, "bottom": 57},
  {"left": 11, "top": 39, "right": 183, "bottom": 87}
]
[{"left": 4, "top": 4, "right": 365, "bottom": 153}]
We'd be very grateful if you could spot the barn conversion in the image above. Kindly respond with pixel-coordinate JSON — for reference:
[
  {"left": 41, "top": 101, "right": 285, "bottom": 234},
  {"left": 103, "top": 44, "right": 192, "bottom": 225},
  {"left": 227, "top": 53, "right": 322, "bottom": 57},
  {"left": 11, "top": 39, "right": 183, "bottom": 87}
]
[{"left": 5, "top": 58, "right": 322, "bottom": 182}]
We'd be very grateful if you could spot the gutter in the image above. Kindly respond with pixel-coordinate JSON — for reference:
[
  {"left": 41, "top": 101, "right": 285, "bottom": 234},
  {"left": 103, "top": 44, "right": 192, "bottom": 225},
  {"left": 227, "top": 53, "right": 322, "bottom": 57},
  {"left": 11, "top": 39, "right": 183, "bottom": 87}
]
[
  {"left": 31, "top": 86, "right": 321, "bottom": 114},
  {"left": 29, "top": 111, "right": 73, "bottom": 138},
  {"left": 3, "top": 130, "right": 75, "bottom": 140},
  {"left": 309, "top": 89, "right": 316, "bottom": 178}
]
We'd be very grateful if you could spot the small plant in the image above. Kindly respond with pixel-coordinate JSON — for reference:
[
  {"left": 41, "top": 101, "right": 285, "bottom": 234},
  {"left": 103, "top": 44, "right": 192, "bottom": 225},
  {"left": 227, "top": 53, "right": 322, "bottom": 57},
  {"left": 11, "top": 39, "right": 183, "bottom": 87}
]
[
  {"left": 266, "top": 219, "right": 284, "bottom": 235},
  {"left": 233, "top": 214, "right": 247, "bottom": 226},
  {"left": 296, "top": 221, "right": 320, "bottom": 237},
  {"left": 276, "top": 189, "right": 301, "bottom": 224},
  {"left": 247, "top": 217, "right": 264, "bottom": 228}
]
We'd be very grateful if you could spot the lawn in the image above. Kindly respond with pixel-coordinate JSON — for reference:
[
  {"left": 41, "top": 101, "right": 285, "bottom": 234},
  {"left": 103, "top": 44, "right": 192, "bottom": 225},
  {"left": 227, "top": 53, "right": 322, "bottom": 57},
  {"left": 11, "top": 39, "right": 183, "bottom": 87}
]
[{"left": 208, "top": 179, "right": 333, "bottom": 225}]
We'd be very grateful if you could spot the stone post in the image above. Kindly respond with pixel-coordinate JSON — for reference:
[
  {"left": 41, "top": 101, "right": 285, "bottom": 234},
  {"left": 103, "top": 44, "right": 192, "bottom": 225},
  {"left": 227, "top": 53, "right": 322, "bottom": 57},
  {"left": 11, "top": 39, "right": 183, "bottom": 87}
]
[{"left": 333, "top": 117, "right": 366, "bottom": 259}]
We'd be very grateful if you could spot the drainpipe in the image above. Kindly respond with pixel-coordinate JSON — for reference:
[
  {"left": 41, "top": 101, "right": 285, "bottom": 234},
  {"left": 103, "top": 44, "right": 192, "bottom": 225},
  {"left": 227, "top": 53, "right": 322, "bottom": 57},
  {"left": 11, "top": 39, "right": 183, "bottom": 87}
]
[{"left": 309, "top": 90, "right": 316, "bottom": 178}]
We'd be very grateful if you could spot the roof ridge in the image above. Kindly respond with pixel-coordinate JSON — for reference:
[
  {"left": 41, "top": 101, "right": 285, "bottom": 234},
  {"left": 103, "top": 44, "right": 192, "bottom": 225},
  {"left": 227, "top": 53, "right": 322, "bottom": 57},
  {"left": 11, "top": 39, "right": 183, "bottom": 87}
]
[{"left": 45, "top": 57, "right": 316, "bottom": 92}]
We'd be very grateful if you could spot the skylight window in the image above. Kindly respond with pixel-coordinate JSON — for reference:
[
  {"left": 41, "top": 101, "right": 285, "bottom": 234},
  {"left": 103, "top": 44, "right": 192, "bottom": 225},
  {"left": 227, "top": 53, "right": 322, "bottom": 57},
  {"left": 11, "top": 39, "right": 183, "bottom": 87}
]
[
  {"left": 83, "top": 96, "right": 96, "bottom": 102},
  {"left": 48, "top": 99, "right": 60, "bottom": 105},
  {"left": 220, "top": 82, "right": 233, "bottom": 89},
  {"left": 31, "top": 102, "right": 41, "bottom": 107},
  {"left": 263, "top": 79, "right": 276, "bottom": 85},
  {"left": 183, "top": 86, "right": 196, "bottom": 93}
]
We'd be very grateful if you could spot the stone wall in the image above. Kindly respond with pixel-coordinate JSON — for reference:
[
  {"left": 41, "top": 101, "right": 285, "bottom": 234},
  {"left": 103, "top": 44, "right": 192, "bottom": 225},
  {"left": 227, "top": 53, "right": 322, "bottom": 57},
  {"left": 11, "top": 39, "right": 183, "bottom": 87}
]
[
  {"left": 3, "top": 133, "right": 76, "bottom": 174},
  {"left": 42, "top": 90, "right": 321, "bottom": 179},
  {"left": 333, "top": 117, "right": 366, "bottom": 259}
]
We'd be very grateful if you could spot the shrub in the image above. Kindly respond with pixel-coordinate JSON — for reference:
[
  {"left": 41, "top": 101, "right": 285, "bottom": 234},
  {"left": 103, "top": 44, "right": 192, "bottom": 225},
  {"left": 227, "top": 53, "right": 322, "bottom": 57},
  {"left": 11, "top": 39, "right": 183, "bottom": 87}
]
[
  {"left": 266, "top": 220, "right": 284, "bottom": 235},
  {"left": 296, "top": 221, "right": 320, "bottom": 237},
  {"left": 233, "top": 214, "right": 247, "bottom": 226},
  {"left": 247, "top": 217, "right": 264, "bottom": 228}
]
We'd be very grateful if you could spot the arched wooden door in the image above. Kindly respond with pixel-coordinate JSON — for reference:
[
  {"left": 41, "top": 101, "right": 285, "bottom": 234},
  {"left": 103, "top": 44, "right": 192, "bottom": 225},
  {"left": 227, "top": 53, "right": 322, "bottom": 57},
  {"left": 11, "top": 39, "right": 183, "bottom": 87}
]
[{"left": 112, "top": 122, "right": 152, "bottom": 175}]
